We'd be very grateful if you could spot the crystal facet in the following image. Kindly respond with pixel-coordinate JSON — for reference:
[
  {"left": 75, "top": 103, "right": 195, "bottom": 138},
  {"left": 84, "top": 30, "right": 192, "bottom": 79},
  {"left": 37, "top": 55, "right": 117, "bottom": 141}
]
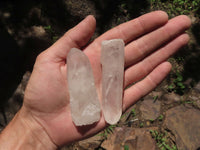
[
  {"left": 67, "top": 48, "right": 101, "bottom": 126},
  {"left": 101, "top": 39, "right": 125, "bottom": 124}
]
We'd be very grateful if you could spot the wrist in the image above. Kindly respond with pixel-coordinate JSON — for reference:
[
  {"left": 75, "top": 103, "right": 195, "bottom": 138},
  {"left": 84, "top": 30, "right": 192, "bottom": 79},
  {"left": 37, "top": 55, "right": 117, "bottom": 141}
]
[{"left": 0, "top": 107, "right": 57, "bottom": 150}]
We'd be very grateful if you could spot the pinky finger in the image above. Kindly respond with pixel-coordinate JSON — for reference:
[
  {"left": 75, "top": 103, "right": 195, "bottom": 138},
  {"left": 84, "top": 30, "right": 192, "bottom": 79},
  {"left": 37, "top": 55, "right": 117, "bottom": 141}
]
[{"left": 123, "top": 61, "right": 172, "bottom": 111}]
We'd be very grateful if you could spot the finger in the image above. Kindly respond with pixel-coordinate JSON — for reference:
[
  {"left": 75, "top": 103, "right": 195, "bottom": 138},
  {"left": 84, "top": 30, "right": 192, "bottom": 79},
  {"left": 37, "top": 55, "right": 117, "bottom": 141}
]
[
  {"left": 125, "top": 15, "right": 191, "bottom": 67},
  {"left": 123, "top": 61, "right": 172, "bottom": 111},
  {"left": 124, "top": 33, "right": 189, "bottom": 88},
  {"left": 47, "top": 15, "right": 96, "bottom": 61},
  {"left": 88, "top": 11, "right": 168, "bottom": 49}
]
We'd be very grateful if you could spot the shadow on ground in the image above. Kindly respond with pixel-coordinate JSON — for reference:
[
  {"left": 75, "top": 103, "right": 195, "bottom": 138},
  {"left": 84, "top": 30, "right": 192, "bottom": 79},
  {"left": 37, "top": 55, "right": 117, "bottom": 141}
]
[
  {"left": 91, "top": 0, "right": 149, "bottom": 34},
  {"left": 182, "top": 22, "right": 200, "bottom": 85},
  {"left": 0, "top": 0, "right": 74, "bottom": 108},
  {"left": 0, "top": 0, "right": 150, "bottom": 109}
]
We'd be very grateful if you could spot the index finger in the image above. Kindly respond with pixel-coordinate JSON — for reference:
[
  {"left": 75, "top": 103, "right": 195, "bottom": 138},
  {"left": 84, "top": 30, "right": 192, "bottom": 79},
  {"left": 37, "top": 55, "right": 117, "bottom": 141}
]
[{"left": 94, "top": 11, "right": 168, "bottom": 45}]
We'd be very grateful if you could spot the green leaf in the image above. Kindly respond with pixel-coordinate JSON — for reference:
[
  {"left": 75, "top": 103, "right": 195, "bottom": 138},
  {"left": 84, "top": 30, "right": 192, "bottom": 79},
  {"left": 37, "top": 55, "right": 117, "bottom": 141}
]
[
  {"left": 161, "top": 138, "right": 166, "bottom": 142},
  {"left": 149, "top": 129, "right": 153, "bottom": 133},
  {"left": 163, "top": 142, "right": 171, "bottom": 149},
  {"left": 121, "top": 3, "right": 126, "bottom": 8},
  {"left": 139, "top": 123, "right": 144, "bottom": 128},
  {"left": 172, "top": 145, "right": 178, "bottom": 150},
  {"left": 177, "top": 82, "right": 185, "bottom": 89},
  {"left": 158, "top": 115, "right": 164, "bottom": 121},
  {"left": 161, "top": 147, "right": 166, "bottom": 150},
  {"left": 168, "top": 84, "right": 174, "bottom": 90},
  {"left": 185, "top": 101, "right": 193, "bottom": 104},
  {"left": 44, "top": 25, "right": 51, "bottom": 30},
  {"left": 124, "top": 145, "right": 129, "bottom": 150},
  {"left": 149, "top": 119, "right": 154, "bottom": 122},
  {"left": 153, "top": 95, "right": 158, "bottom": 101},
  {"left": 154, "top": 130, "right": 158, "bottom": 136},
  {"left": 176, "top": 72, "right": 183, "bottom": 81},
  {"left": 131, "top": 108, "right": 136, "bottom": 117}
]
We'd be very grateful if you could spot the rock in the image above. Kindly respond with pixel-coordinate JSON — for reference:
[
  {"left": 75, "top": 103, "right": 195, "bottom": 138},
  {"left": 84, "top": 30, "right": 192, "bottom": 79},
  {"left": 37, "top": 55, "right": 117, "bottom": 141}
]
[
  {"left": 18, "top": 26, "right": 47, "bottom": 39},
  {"left": 28, "top": 7, "right": 42, "bottom": 22},
  {"left": 101, "top": 127, "right": 157, "bottom": 150},
  {"left": 31, "top": 26, "right": 47, "bottom": 37},
  {"left": 194, "top": 81, "right": 200, "bottom": 93},
  {"left": 119, "top": 105, "right": 137, "bottom": 123},
  {"left": 64, "top": 0, "right": 97, "bottom": 18},
  {"left": 164, "top": 105, "right": 200, "bottom": 150},
  {"left": 149, "top": 91, "right": 163, "bottom": 99},
  {"left": 6, "top": 72, "right": 31, "bottom": 121},
  {"left": 76, "top": 135, "right": 103, "bottom": 150},
  {"left": 188, "top": 14, "right": 198, "bottom": 24},
  {"left": 187, "top": 90, "right": 200, "bottom": 109},
  {"left": 61, "top": 134, "right": 103, "bottom": 150},
  {"left": 67, "top": 48, "right": 101, "bottom": 126},
  {"left": 0, "top": 71, "right": 31, "bottom": 131},
  {"left": 163, "top": 92, "right": 181, "bottom": 104},
  {"left": 0, "top": 112, "right": 6, "bottom": 131},
  {"left": 188, "top": 95, "right": 199, "bottom": 101},
  {"left": 196, "top": 100, "right": 200, "bottom": 109},
  {"left": 140, "top": 99, "right": 161, "bottom": 120},
  {"left": 101, "top": 39, "right": 124, "bottom": 125},
  {"left": 60, "top": 145, "right": 74, "bottom": 150}
]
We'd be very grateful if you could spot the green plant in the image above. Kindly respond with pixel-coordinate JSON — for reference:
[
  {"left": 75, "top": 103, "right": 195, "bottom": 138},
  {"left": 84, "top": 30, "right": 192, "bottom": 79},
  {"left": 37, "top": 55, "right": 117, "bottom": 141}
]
[
  {"left": 52, "top": 36, "right": 59, "bottom": 43},
  {"left": 120, "top": 113, "right": 127, "bottom": 119},
  {"left": 172, "top": 0, "right": 200, "bottom": 14},
  {"left": 150, "top": 130, "right": 178, "bottom": 150},
  {"left": 124, "top": 145, "right": 129, "bottom": 150},
  {"left": 139, "top": 122, "right": 144, "bottom": 128},
  {"left": 181, "top": 100, "right": 194, "bottom": 104},
  {"left": 149, "top": 119, "right": 154, "bottom": 123},
  {"left": 44, "top": 25, "right": 51, "bottom": 30},
  {"left": 176, "top": 56, "right": 184, "bottom": 62},
  {"left": 168, "top": 71, "right": 185, "bottom": 94},
  {"left": 44, "top": 25, "right": 59, "bottom": 43},
  {"left": 153, "top": 95, "right": 158, "bottom": 102},
  {"left": 149, "top": 0, "right": 200, "bottom": 17},
  {"left": 97, "top": 148, "right": 105, "bottom": 150},
  {"left": 98, "top": 125, "right": 117, "bottom": 139},
  {"left": 158, "top": 115, "right": 164, "bottom": 121},
  {"left": 131, "top": 108, "right": 136, "bottom": 117}
]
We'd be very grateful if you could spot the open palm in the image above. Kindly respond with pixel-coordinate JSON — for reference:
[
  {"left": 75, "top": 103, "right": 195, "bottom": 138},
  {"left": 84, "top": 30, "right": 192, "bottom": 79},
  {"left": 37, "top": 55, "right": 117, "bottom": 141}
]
[{"left": 22, "top": 11, "right": 191, "bottom": 147}]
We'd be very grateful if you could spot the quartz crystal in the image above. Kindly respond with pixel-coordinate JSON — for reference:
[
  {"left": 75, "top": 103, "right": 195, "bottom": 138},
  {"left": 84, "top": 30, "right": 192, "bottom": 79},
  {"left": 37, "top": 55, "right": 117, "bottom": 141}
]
[
  {"left": 101, "top": 39, "right": 125, "bottom": 124},
  {"left": 67, "top": 48, "right": 101, "bottom": 126}
]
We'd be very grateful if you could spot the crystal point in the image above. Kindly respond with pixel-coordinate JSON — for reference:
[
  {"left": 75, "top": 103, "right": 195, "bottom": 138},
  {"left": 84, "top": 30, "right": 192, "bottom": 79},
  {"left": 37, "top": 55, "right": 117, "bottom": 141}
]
[
  {"left": 101, "top": 39, "right": 125, "bottom": 124},
  {"left": 67, "top": 48, "right": 101, "bottom": 126}
]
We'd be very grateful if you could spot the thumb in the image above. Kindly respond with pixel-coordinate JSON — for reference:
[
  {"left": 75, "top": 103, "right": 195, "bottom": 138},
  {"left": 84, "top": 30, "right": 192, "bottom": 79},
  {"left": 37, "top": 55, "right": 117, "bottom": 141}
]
[{"left": 47, "top": 15, "right": 96, "bottom": 60}]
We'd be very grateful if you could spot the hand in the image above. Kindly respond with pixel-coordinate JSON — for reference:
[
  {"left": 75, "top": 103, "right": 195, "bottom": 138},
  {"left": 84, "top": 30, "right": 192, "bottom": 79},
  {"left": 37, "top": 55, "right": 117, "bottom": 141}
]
[{"left": 19, "top": 11, "right": 191, "bottom": 148}]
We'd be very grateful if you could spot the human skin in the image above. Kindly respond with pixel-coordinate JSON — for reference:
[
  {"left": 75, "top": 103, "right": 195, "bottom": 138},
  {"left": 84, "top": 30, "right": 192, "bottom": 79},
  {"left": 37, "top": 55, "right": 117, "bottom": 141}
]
[{"left": 0, "top": 11, "right": 191, "bottom": 149}]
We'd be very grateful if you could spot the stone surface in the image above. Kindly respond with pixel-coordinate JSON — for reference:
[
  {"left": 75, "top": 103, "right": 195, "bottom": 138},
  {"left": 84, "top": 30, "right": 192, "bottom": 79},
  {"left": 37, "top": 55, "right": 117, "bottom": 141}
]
[
  {"left": 101, "top": 39, "right": 124, "bottom": 124},
  {"left": 140, "top": 99, "right": 161, "bottom": 120},
  {"left": 101, "top": 127, "right": 157, "bottom": 150},
  {"left": 67, "top": 48, "right": 101, "bottom": 126},
  {"left": 164, "top": 105, "right": 200, "bottom": 150},
  {"left": 6, "top": 72, "right": 31, "bottom": 121},
  {"left": 149, "top": 91, "right": 163, "bottom": 99},
  {"left": 163, "top": 92, "right": 181, "bottom": 104},
  {"left": 64, "top": 0, "right": 97, "bottom": 18},
  {"left": 196, "top": 100, "right": 200, "bottom": 109},
  {"left": 194, "top": 81, "right": 200, "bottom": 93},
  {"left": 76, "top": 135, "right": 103, "bottom": 150},
  {"left": 119, "top": 105, "right": 137, "bottom": 123},
  {"left": 0, "top": 72, "right": 30, "bottom": 131},
  {"left": 61, "top": 134, "right": 103, "bottom": 150}
]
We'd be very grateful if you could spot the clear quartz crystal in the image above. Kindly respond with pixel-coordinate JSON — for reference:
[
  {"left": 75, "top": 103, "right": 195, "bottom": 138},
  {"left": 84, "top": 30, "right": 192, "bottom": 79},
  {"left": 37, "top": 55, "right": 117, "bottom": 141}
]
[
  {"left": 67, "top": 48, "right": 101, "bottom": 126},
  {"left": 101, "top": 39, "right": 125, "bottom": 124}
]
